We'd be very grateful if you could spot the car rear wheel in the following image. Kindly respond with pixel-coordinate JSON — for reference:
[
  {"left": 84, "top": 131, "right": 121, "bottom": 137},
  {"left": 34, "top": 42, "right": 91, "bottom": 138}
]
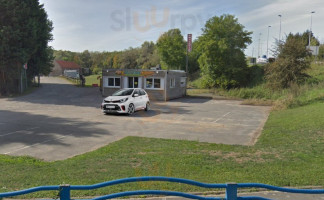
[
  {"left": 128, "top": 103, "right": 135, "bottom": 115},
  {"left": 144, "top": 102, "right": 149, "bottom": 111}
]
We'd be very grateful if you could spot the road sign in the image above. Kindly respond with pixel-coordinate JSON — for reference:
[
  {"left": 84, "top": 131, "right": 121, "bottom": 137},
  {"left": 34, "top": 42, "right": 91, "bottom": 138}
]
[
  {"left": 187, "top": 34, "right": 192, "bottom": 52},
  {"left": 23, "top": 63, "right": 28, "bottom": 70}
]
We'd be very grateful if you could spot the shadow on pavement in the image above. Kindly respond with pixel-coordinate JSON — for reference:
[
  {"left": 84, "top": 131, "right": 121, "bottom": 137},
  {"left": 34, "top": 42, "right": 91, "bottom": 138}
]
[
  {"left": 8, "top": 82, "right": 104, "bottom": 108},
  {"left": 0, "top": 110, "right": 111, "bottom": 147}
]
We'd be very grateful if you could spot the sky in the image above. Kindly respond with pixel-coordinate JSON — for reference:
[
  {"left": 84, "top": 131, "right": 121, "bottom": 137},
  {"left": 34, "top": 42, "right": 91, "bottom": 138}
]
[{"left": 39, "top": 0, "right": 324, "bottom": 57}]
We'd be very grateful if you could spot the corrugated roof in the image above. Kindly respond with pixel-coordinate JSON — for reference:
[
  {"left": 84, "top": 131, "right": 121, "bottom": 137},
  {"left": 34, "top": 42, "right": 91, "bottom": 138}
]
[{"left": 56, "top": 60, "right": 81, "bottom": 69}]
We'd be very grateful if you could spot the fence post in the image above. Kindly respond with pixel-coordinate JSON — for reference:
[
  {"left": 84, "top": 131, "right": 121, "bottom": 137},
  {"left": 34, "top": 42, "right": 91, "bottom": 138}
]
[
  {"left": 226, "top": 183, "right": 237, "bottom": 200},
  {"left": 59, "top": 184, "right": 71, "bottom": 200}
]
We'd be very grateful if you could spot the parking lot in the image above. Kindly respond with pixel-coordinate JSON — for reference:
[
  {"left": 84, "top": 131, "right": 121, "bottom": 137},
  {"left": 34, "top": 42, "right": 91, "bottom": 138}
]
[{"left": 0, "top": 77, "right": 270, "bottom": 161}]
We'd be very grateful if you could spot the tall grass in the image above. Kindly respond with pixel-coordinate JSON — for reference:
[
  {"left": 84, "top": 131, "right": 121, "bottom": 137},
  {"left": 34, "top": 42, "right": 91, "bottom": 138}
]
[{"left": 188, "top": 63, "right": 324, "bottom": 109}]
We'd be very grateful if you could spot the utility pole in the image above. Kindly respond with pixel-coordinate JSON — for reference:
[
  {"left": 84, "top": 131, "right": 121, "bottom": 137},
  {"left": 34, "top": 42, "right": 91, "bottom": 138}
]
[
  {"left": 278, "top": 15, "right": 282, "bottom": 44},
  {"left": 258, "top": 33, "right": 262, "bottom": 58},
  {"left": 186, "top": 34, "right": 192, "bottom": 73},
  {"left": 267, "top": 26, "right": 271, "bottom": 58},
  {"left": 309, "top": 11, "right": 315, "bottom": 48}
]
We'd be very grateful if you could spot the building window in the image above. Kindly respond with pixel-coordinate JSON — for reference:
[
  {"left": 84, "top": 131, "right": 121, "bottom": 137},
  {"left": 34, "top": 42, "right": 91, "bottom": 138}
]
[
  {"left": 145, "top": 78, "right": 163, "bottom": 90},
  {"left": 154, "top": 78, "right": 161, "bottom": 88},
  {"left": 146, "top": 78, "right": 153, "bottom": 88},
  {"left": 107, "top": 77, "right": 121, "bottom": 88},
  {"left": 128, "top": 77, "right": 139, "bottom": 88},
  {"left": 180, "top": 77, "right": 186, "bottom": 87},
  {"left": 170, "top": 78, "right": 175, "bottom": 88}
]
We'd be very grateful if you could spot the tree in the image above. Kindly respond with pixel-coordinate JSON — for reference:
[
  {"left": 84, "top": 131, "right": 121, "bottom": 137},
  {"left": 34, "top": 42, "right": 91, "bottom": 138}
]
[
  {"left": 112, "top": 54, "right": 120, "bottom": 68},
  {"left": 319, "top": 44, "right": 324, "bottom": 60},
  {"left": 120, "top": 47, "right": 140, "bottom": 69},
  {"left": 137, "top": 41, "right": 158, "bottom": 69},
  {"left": 80, "top": 50, "right": 93, "bottom": 69},
  {"left": 0, "top": 0, "right": 54, "bottom": 95},
  {"left": 187, "top": 40, "right": 201, "bottom": 77},
  {"left": 54, "top": 50, "right": 77, "bottom": 61},
  {"left": 301, "top": 30, "right": 320, "bottom": 46},
  {"left": 27, "top": 1, "right": 54, "bottom": 86},
  {"left": 156, "top": 29, "right": 186, "bottom": 70},
  {"left": 265, "top": 33, "right": 311, "bottom": 89},
  {"left": 104, "top": 54, "right": 113, "bottom": 68},
  {"left": 197, "top": 14, "right": 252, "bottom": 89}
]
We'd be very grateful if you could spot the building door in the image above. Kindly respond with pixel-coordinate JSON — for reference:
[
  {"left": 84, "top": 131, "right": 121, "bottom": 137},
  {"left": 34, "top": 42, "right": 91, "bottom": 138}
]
[{"left": 128, "top": 77, "right": 140, "bottom": 88}]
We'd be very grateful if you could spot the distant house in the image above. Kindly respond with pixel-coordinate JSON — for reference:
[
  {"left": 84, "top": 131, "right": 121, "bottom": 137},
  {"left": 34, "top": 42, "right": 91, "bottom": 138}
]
[{"left": 50, "top": 60, "right": 81, "bottom": 77}]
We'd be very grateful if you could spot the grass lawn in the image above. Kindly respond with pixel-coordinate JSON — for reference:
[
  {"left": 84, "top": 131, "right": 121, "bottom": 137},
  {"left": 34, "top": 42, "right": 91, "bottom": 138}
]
[
  {"left": 1, "top": 64, "right": 323, "bottom": 198},
  {"left": 85, "top": 75, "right": 101, "bottom": 87},
  {"left": 0, "top": 102, "right": 323, "bottom": 198}
]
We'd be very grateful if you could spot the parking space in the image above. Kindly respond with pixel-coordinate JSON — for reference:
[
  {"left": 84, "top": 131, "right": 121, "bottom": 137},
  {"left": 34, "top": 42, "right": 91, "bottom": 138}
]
[{"left": 0, "top": 77, "right": 270, "bottom": 161}]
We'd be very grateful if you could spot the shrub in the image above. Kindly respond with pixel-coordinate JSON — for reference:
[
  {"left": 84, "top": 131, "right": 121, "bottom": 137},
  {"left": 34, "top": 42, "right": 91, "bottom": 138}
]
[{"left": 265, "top": 33, "right": 311, "bottom": 90}]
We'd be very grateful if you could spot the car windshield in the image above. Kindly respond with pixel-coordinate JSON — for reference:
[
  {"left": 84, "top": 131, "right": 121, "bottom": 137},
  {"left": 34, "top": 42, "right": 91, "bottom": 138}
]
[{"left": 112, "top": 89, "right": 134, "bottom": 96}]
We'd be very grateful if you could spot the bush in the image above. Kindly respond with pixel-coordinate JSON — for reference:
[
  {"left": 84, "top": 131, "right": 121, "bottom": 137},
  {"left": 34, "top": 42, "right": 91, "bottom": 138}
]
[
  {"left": 246, "top": 65, "right": 265, "bottom": 87},
  {"left": 92, "top": 67, "right": 102, "bottom": 75},
  {"left": 265, "top": 33, "right": 311, "bottom": 90}
]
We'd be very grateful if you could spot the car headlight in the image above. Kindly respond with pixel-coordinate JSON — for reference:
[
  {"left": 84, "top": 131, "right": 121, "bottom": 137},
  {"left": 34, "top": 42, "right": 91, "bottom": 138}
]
[{"left": 119, "top": 98, "right": 128, "bottom": 103}]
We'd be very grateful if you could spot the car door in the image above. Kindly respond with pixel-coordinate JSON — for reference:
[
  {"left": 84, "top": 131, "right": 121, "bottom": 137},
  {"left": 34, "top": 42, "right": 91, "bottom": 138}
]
[
  {"left": 132, "top": 89, "right": 141, "bottom": 110},
  {"left": 140, "top": 89, "right": 148, "bottom": 107}
]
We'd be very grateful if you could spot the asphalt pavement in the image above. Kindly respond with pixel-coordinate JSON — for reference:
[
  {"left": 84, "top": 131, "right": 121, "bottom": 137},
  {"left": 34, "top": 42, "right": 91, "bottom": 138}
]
[{"left": 0, "top": 77, "right": 270, "bottom": 161}]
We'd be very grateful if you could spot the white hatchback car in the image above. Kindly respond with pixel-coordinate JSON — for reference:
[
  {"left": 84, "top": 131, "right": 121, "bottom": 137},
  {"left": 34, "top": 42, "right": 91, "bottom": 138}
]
[{"left": 101, "top": 88, "right": 150, "bottom": 115}]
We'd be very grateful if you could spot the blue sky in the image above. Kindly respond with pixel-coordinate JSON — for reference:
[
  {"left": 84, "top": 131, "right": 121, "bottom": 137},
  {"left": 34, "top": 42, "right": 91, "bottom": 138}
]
[{"left": 39, "top": 0, "right": 324, "bottom": 57}]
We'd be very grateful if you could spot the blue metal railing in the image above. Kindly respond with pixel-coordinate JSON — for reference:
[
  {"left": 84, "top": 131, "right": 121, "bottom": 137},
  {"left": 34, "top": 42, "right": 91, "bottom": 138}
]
[{"left": 0, "top": 176, "right": 323, "bottom": 200}]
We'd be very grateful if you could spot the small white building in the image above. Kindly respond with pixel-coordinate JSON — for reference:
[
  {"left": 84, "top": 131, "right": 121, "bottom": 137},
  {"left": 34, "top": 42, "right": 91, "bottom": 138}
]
[{"left": 102, "top": 69, "right": 187, "bottom": 101}]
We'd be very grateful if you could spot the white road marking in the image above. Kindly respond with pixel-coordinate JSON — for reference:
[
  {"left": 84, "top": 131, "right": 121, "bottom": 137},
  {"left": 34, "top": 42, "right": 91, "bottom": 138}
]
[
  {"left": 213, "top": 112, "right": 231, "bottom": 123},
  {"left": 0, "top": 127, "right": 39, "bottom": 137},
  {"left": 3, "top": 134, "right": 72, "bottom": 155}
]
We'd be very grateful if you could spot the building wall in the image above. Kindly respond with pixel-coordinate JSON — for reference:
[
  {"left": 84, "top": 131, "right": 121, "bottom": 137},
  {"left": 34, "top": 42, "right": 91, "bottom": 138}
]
[
  {"left": 146, "top": 90, "right": 165, "bottom": 101},
  {"left": 49, "top": 61, "right": 63, "bottom": 76},
  {"left": 166, "top": 71, "right": 187, "bottom": 100},
  {"left": 102, "top": 69, "right": 186, "bottom": 101}
]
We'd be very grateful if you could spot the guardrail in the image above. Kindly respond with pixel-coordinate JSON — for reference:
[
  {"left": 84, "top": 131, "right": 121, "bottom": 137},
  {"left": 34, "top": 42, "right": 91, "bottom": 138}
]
[{"left": 0, "top": 176, "right": 323, "bottom": 200}]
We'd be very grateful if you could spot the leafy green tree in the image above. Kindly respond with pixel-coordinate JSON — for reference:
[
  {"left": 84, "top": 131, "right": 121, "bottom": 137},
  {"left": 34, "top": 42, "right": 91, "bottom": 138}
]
[
  {"left": 80, "top": 50, "right": 93, "bottom": 69},
  {"left": 156, "top": 29, "right": 186, "bottom": 70},
  {"left": 120, "top": 47, "right": 140, "bottom": 69},
  {"left": 137, "top": 41, "right": 158, "bottom": 69},
  {"left": 149, "top": 49, "right": 161, "bottom": 68},
  {"left": 27, "top": 1, "right": 54, "bottom": 85},
  {"left": 197, "top": 14, "right": 252, "bottom": 89},
  {"left": 319, "top": 44, "right": 324, "bottom": 60},
  {"left": 91, "top": 51, "right": 106, "bottom": 70},
  {"left": 104, "top": 55, "right": 113, "bottom": 68},
  {"left": 112, "top": 55, "right": 120, "bottom": 68},
  {"left": 265, "top": 33, "right": 311, "bottom": 89},
  {"left": 54, "top": 50, "right": 77, "bottom": 61},
  {"left": 73, "top": 55, "right": 82, "bottom": 65},
  {"left": 0, "top": 0, "right": 54, "bottom": 94},
  {"left": 301, "top": 30, "right": 320, "bottom": 46},
  {"left": 187, "top": 40, "right": 201, "bottom": 77}
]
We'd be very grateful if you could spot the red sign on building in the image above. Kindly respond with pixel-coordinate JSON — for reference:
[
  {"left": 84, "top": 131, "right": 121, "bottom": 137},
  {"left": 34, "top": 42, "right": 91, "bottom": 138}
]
[{"left": 187, "top": 34, "right": 192, "bottom": 52}]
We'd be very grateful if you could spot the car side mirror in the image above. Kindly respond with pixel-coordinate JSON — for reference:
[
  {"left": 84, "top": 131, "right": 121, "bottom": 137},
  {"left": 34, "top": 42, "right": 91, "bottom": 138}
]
[{"left": 133, "top": 94, "right": 139, "bottom": 97}]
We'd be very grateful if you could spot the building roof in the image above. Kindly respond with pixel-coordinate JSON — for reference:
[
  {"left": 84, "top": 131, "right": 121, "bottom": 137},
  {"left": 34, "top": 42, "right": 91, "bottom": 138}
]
[{"left": 56, "top": 60, "right": 81, "bottom": 69}]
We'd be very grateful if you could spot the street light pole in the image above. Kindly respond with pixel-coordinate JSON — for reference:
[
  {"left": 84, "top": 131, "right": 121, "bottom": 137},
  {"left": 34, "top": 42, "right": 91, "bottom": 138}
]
[
  {"left": 258, "top": 33, "right": 261, "bottom": 58},
  {"left": 278, "top": 15, "right": 282, "bottom": 44},
  {"left": 309, "top": 11, "right": 315, "bottom": 48},
  {"left": 267, "top": 26, "right": 271, "bottom": 58}
]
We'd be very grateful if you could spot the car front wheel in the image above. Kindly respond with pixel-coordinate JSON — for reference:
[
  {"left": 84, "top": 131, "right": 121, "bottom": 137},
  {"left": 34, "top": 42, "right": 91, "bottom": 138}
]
[
  {"left": 128, "top": 103, "right": 135, "bottom": 115},
  {"left": 145, "top": 102, "right": 149, "bottom": 111}
]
